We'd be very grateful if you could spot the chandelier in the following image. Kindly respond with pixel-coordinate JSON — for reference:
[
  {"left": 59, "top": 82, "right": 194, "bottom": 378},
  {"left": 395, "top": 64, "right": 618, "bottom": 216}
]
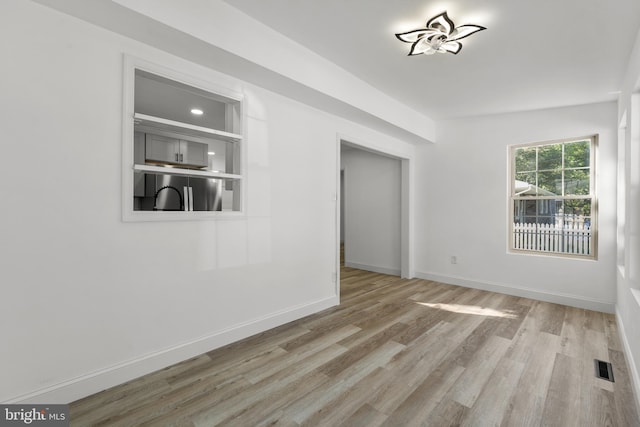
[{"left": 396, "top": 11, "right": 486, "bottom": 56}]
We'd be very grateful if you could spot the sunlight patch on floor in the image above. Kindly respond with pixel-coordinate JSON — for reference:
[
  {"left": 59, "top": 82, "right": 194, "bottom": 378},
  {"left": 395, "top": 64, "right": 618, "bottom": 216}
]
[{"left": 416, "top": 302, "right": 518, "bottom": 319}]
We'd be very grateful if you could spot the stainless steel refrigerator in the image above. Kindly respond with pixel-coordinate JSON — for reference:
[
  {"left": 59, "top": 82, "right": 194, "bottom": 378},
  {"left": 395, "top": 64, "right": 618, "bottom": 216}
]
[{"left": 134, "top": 172, "right": 222, "bottom": 211}]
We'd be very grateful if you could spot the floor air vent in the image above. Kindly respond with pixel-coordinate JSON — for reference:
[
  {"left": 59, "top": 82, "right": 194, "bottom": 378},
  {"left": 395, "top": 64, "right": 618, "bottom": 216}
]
[{"left": 594, "top": 359, "right": 615, "bottom": 382}]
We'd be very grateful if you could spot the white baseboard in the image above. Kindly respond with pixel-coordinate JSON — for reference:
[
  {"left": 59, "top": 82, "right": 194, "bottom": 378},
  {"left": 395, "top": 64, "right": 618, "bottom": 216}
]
[
  {"left": 344, "top": 261, "right": 400, "bottom": 276},
  {"left": 616, "top": 305, "right": 640, "bottom": 412},
  {"left": 7, "top": 295, "right": 339, "bottom": 404},
  {"left": 415, "top": 271, "right": 615, "bottom": 313}
]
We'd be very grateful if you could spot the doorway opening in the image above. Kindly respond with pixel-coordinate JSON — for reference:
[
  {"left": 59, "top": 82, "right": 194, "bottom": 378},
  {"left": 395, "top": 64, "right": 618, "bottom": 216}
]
[{"left": 336, "top": 138, "right": 413, "bottom": 298}]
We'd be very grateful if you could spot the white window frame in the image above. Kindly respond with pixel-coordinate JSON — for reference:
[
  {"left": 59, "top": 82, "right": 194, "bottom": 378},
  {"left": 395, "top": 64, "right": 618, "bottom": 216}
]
[
  {"left": 508, "top": 135, "right": 598, "bottom": 259},
  {"left": 121, "top": 54, "right": 246, "bottom": 222}
]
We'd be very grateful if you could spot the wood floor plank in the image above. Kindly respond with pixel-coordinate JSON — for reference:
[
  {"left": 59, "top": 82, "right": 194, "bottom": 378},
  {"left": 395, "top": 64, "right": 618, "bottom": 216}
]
[
  {"left": 244, "top": 324, "right": 359, "bottom": 384},
  {"left": 426, "top": 399, "right": 470, "bottom": 427},
  {"left": 534, "top": 300, "right": 566, "bottom": 335},
  {"left": 217, "top": 371, "right": 329, "bottom": 427},
  {"left": 300, "top": 302, "right": 379, "bottom": 335},
  {"left": 183, "top": 345, "right": 289, "bottom": 388},
  {"left": 408, "top": 280, "right": 450, "bottom": 301},
  {"left": 319, "top": 322, "right": 409, "bottom": 377},
  {"left": 95, "top": 372, "right": 251, "bottom": 426},
  {"left": 493, "top": 299, "right": 532, "bottom": 340},
  {"left": 299, "top": 367, "right": 391, "bottom": 427},
  {"left": 501, "top": 331, "right": 561, "bottom": 427},
  {"left": 392, "top": 305, "right": 454, "bottom": 346},
  {"left": 448, "top": 317, "right": 504, "bottom": 367},
  {"left": 585, "top": 308, "right": 606, "bottom": 333},
  {"left": 283, "top": 340, "right": 405, "bottom": 424},
  {"left": 609, "top": 348, "right": 640, "bottom": 426},
  {"left": 448, "top": 335, "right": 512, "bottom": 408},
  {"left": 69, "top": 353, "right": 213, "bottom": 422},
  {"left": 337, "top": 403, "right": 387, "bottom": 427},
  {"left": 588, "top": 387, "right": 617, "bottom": 427},
  {"left": 559, "top": 305, "right": 590, "bottom": 359},
  {"left": 541, "top": 352, "right": 583, "bottom": 427},
  {"left": 365, "top": 322, "right": 470, "bottom": 416},
  {"left": 190, "top": 343, "right": 349, "bottom": 426},
  {"left": 69, "top": 375, "right": 172, "bottom": 425},
  {"left": 604, "top": 313, "right": 623, "bottom": 352},
  {"left": 461, "top": 356, "right": 525, "bottom": 427},
  {"left": 68, "top": 267, "right": 640, "bottom": 427},
  {"left": 380, "top": 360, "right": 465, "bottom": 426},
  {"left": 205, "top": 324, "right": 309, "bottom": 363}
]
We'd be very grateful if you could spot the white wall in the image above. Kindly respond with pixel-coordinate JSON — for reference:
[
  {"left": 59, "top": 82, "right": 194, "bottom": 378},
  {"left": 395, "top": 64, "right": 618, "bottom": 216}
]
[
  {"left": 341, "top": 147, "right": 402, "bottom": 275},
  {"left": 416, "top": 102, "right": 618, "bottom": 312},
  {"left": 0, "top": 0, "right": 416, "bottom": 403},
  {"left": 615, "top": 25, "right": 640, "bottom": 408}
]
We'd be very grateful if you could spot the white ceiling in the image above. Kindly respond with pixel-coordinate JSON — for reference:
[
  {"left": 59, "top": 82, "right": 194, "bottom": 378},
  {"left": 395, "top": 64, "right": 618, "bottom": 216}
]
[{"left": 223, "top": 0, "right": 640, "bottom": 119}]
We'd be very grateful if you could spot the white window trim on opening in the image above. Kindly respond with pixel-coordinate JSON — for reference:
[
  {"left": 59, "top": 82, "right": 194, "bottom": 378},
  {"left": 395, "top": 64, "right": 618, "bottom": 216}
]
[{"left": 121, "top": 54, "right": 247, "bottom": 222}]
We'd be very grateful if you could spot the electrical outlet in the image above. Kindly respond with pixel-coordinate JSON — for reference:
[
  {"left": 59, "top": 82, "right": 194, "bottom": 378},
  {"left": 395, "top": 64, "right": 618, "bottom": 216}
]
[{"left": 450, "top": 256, "right": 457, "bottom": 264}]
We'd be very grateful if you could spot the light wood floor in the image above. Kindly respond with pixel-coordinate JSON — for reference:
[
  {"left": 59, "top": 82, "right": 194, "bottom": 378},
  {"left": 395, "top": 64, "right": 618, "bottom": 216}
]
[{"left": 70, "top": 267, "right": 640, "bottom": 426}]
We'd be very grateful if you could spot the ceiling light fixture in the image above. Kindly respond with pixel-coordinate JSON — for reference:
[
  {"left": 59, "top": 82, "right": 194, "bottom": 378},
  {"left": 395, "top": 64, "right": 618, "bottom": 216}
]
[
  {"left": 396, "top": 11, "right": 486, "bottom": 56},
  {"left": 190, "top": 108, "right": 204, "bottom": 115}
]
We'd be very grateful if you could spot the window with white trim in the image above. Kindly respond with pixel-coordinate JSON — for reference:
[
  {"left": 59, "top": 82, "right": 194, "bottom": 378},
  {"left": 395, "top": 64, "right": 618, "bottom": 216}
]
[
  {"left": 121, "top": 55, "right": 245, "bottom": 221},
  {"left": 509, "top": 135, "right": 597, "bottom": 258}
]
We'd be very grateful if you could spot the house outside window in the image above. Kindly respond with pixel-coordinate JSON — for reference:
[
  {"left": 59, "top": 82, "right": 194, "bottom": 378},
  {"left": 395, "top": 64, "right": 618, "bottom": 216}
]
[{"left": 509, "top": 135, "right": 597, "bottom": 258}]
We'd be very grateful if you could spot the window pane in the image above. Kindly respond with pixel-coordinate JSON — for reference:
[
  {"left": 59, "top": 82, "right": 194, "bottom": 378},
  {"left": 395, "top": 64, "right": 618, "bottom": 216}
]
[
  {"left": 538, "top": 144, "right": 562, "bottom": 170},
  {"left": 513, "top": 200, "right": 555, "bottom": 224},
  {"left": 564, "top": 169, "right": 590, "bottom": 195},
  {"left": 562, "top": 199, "right": 592, "bottom": 218},
  {"left": 515, "top": 147, "right": 536, "bottom": 172},
  {"left": 135, "top": 70, "right": 230, "bottom": 132},
  {"left": 538, "top": 170, "right": 561, "bottom": 195},
  {"left": 564, "top": 140, "right": 590, "bottom": 168},
  {"left": 515, "top": 172, "right": 536, "bottom": 196},
  {"left": 513, "top": 198, "right": 592, "bottom": 256},
  {"left": 523, "top": 200, "right": 537, "bottom": 216},
  {"left": 132, "top": 172, "right": 224, "bottom": 212},
  {"left": 514, "top": 200, "right": 592, "bottom": 224}
]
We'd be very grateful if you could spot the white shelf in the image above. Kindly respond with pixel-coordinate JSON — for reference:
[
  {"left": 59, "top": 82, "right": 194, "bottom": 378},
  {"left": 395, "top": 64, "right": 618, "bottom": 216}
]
[
  {"left": 133, "top": 113, "right": 242, "bottom": 142},
  {"left": 133, "top": 164, "right": 242, "bottom": 180}
]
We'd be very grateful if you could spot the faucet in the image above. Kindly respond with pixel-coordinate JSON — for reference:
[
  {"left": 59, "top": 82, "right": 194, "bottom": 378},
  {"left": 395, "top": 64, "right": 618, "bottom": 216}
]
[{"left": 153, "top": 185, "right": 183, "bottom": 211}]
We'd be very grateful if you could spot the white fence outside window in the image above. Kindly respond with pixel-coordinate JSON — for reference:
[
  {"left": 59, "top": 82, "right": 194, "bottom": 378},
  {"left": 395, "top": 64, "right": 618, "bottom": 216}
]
[{"left": 512, "top": 221, "right": 591, "bottom": 255}]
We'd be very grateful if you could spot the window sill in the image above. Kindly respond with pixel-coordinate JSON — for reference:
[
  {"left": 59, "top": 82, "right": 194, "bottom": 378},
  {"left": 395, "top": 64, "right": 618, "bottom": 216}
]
[{"left": 508, "top": 249, "right": 597, "bottom": 261}]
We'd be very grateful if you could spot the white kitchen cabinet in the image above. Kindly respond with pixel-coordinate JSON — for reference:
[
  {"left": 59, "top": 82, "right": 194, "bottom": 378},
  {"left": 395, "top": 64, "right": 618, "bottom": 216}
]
[
  {"left": 144, "top": 133, "right": 208, "bottom": 169},
  {"left": 180, "top": 140, "right": 208, "bottom": 167}
]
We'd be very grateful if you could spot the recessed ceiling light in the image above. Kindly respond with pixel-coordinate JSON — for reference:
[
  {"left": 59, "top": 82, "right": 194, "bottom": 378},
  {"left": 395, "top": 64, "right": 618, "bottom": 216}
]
[
  {"left": 396, "top": 11, "right": 486, "bottom": 56},
  {"left": 190, "top": 108, "right": 204, "bottom": 115},
  {"left": 208, "top": 151, "right": 215, "bottom": 156}
]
